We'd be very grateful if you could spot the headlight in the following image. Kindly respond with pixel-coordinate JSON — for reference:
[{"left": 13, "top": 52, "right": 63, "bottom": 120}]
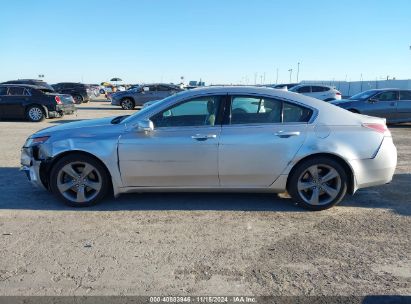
[{"left": 24, "top": 136, "right": 50, "bottom": 147}]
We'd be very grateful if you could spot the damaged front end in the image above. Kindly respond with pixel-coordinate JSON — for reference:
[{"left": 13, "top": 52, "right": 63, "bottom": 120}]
[{"left": 20, "top": 136, "right": 53, "bottom": 190}]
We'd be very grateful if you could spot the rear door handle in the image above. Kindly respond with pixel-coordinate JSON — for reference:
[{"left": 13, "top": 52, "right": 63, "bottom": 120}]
[
  {"left": 191, "top": 134, "right": 217, "bottom": 141},
  {"left": 274, "top": 131, "right": 300, "bottom": 138}
]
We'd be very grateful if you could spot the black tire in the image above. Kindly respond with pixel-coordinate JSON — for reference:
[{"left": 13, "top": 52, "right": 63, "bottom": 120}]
[
  {"left": 49, "top": 154, "right": 110, "bottom": 207},
  {"left": 288, "top": 157, "right": 348, "bottom": 211},
  {"left": 73, "top": 95, "right": 83, "bottom": 104},
  {"left": 26, "top": 105, "right": 45, "bottom": 122},
  {"left": 348, "top": 109, "right": 360, "bottom": 114},
  {"left": 120, "top": 98, "right": 135, "bottom": 110}
]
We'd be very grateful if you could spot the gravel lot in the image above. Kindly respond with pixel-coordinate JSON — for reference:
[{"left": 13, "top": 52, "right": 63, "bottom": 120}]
[{"left": 0, "top": 98, "right": 410, "bottom": 296}]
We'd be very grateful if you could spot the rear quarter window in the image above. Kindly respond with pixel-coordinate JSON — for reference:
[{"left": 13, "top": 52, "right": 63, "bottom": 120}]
[{"left": 283, "top": 102, "right": 313, "bottom": 123}]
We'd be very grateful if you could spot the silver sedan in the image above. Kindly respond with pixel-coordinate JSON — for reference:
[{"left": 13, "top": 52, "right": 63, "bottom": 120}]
[{"left": 21, "top": 86, "right": 397, "bottom": 210}]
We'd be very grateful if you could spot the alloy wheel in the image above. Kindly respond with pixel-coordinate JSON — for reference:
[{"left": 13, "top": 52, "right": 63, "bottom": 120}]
[
  {"left": 56, "top": 161, "right": 102, "bottom": 204},
  {"left": 297, "top": 164, "right": 341, "bottom": 206},
  {"left": 28, "top": 107, "right": 43, "bottom": 121}
]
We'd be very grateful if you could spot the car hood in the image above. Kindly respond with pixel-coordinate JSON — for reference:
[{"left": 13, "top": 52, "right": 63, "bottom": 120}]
[
  {"left": 33, "top": 116, "right": 118, "bottom": 137},
  {"left": 330, "top": 99, "right": 353, "bottom": 107}
]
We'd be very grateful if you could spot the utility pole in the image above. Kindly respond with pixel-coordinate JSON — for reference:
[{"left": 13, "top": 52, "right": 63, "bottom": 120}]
[
  {"left": 276, "top": 68, "right": 279, "bottom": 84},
  {"left": 296, "top": 62, "right": 300, "bottom": 82},
  {"left": 288, "top": 69, "right": 293, "bottom": 83}
]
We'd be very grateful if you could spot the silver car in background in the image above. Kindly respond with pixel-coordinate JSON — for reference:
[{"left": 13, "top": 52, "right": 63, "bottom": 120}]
[
  {"left": 21, "top": 86, "right": 397, "bottom": 210},
  {"left": 110, "top": 83, "right": 182, "bottom": 110}
]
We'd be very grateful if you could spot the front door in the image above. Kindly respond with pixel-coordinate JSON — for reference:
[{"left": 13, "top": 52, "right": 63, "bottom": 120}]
[
  {"left": 118, "top": 95, "right": 224, "bottom": 187},
  {"left": 397, "top": 91, "right": 411, "bottom": 122},
  {"left": 219, "top": 95, "right": 311, "bottom": 187},
  {"left": 364, "top": 91, "right": 398, "bottom": 121}
]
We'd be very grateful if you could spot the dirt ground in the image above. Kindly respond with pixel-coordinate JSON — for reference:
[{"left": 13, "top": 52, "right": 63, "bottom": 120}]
[{"left": 0, "top": 98, "right": 410, "bottom": 296}]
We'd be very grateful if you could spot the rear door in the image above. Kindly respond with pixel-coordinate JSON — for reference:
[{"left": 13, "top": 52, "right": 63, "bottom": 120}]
[
  {"left": 363, "top": 91, "right": 398, "bottom": 120},
  {"left": 1, "top": 86, "right": 28, "bottom": 118},
  {"left": 311, "top": 86, "right": 331, "bottom": 100},
  {"left": 218, "top": 95, "right": 312, "bottom": 187},
  {"left": 397, "top": 91, "right": 411, "bottom": 122}
]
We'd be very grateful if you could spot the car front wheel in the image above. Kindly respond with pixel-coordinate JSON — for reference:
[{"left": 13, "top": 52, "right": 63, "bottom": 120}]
[
  {"left": 288, "top": 157, "right": 348, "bottom": 211},
  {"left": 50, "top": 154, "right": 109, "bottom": 207}
]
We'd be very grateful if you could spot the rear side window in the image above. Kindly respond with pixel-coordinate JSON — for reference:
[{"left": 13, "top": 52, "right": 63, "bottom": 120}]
[
  {"left": 8, "top": 87, "right": 25, "bottom": 95},
  {"left": 230, "top": 96, "right": 313, "bottom": 125},
  {"left": 399, "top": 91, "right": 411, "bottom": 100},
  {"left": 312, "top": 86, "right": 329, "bottom": 92},
  {"left": 0, "top": 87, "right": 7, "bottom": 95},
  {"left": 297, "top": 86, "right": 311, "bottom": 93},
  {"left": 283, "top": 102, "right": 313, "bottom": 123}
]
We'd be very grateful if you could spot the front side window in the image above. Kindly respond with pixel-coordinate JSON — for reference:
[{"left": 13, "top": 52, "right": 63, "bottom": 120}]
[
  {"left": 399, "top": 91, "right": 411, "bottom": 100},
  {"left": 150, "top": 96, "right": 222, "bottom": 128},
  {"left": 374, "top": 91, "right": 398, "bottom": 101},
  {"left": 230, "top": 96, "right": 312, "bottom": 124}
]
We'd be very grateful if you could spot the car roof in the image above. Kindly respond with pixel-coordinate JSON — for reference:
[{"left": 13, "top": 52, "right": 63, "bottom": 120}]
[
  {"left": 294, "top": 84, "right": 334, "bottom": 88},
  {"left": 364, "top": 88, "right": 408, "bottom": 91},
  {"left": 0, "top": 83, "right": 45, "bottom": 89},
  {"left": 2, "top": 79, "right": 46, "bottom": 82}
]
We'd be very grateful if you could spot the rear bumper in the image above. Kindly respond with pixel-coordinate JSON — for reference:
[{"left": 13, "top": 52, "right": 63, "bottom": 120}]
[
  {"left": 48, "top": 104, "right": 76, "bottom": 118},
  {"left": 350, "top": 136, "right": 397, "bottom": 191}
]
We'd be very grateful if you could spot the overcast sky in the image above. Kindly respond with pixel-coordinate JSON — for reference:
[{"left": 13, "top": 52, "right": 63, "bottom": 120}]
[{"left": 0, "top": 0, "right": 410, "bottom": 84}]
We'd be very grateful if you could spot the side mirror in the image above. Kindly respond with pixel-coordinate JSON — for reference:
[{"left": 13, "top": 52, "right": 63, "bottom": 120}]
[
  {"left": 368, "top": 98, "right": 378, "bottom": 103},
  {"left": 136, "top": 119, "right": 154, "bottom": 133}
]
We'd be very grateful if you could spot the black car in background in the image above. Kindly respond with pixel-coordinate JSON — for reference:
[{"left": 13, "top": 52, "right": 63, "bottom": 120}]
[
  {"left": 1, "top": 79, "right": 55, "bottom": 91},
  {"left": 0, "top": 84, "right": 76, "bottom": 122},
  {"left": 332, "top": 89, "right": 411, "bottom": 124},
  {"left": 52, "top": 82, "right": 93, "bottom": 104}
]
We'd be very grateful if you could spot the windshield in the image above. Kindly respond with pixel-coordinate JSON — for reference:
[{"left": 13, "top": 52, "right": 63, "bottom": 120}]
[
  {"left": 349, "top": 90, "right": 377, "bottom": 100},
  {"left": 39, "top": 88, "right": 55, "bottom": 94}
]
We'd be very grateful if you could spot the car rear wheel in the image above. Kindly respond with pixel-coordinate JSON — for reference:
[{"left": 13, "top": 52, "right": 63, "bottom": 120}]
[
  {"left": 121, "top": 98, "right": 135, "bottom": 110},
  {"left": 288, "top": 157, "right": 348, "bottom": 211},
  {"left": 26, "top": 105, "right": 45, "bottom": 122},
  {"left": 50, "top": 154, "right": 109, "bottom": 207},
  {"left": 73, "top": 95, "right": 83, "bottom": 104}
]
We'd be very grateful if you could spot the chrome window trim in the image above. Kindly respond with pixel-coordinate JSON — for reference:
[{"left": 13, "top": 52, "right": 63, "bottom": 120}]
[{"left": 227, "top": 93, "right": 318, "bottom": 125}]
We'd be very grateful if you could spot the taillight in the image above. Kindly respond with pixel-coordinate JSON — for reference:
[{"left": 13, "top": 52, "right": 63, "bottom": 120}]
[
  {"left": 55, "top": 96, "right": 62, "bottom": 104},
  {"left": 362, "top": 123, "right": 387, "bottom": 133},
  {"left": 336, "top": 92, "right": 341, "bottom": 95}
]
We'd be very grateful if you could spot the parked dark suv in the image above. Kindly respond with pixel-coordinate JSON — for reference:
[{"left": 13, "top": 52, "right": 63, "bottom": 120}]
[
  {"left": 52, "top": 82, "right": 93, "bottom": 104},
  {"left": 0, "top": 84, "right": 76, "bottom": 122},
  {"left": 2, "top": 79, "right": 54, "bottom": 91}
]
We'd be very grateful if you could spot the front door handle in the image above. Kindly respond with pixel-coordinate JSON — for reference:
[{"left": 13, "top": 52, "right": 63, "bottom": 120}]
[
  {"left": 191, "top": 134, "right": 217, "bottom": 141},
  {"left": 274, "top": 131, "right": 300, "bottom": 138}
]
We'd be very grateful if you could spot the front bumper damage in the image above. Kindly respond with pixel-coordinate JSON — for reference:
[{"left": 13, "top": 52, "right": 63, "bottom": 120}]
[{"left": 20, "top": 147, "right": 47, "bottom": 190}]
